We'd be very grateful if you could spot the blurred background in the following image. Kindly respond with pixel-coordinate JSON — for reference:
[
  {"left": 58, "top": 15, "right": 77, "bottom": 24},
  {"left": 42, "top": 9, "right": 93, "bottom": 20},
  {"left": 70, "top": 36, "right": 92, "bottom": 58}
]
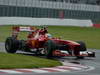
[{"left": 0, "top": 0, "right": 100, "bottom": 24}]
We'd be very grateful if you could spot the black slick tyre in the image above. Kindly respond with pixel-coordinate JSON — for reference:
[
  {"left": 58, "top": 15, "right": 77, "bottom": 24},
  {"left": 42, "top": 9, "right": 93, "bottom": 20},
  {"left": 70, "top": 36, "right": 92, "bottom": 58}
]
[
  {"left": 5, "top": 37, "right": 19, "bottom": 53},
  {"left": 44, "top": 40, "right": 56, "bottom": 59},
  {"left": 76, "top": 41, "right": 87, "bottom": 59},
  {"left": 76, "top": 41, "right": 87, "bottom": 51}
]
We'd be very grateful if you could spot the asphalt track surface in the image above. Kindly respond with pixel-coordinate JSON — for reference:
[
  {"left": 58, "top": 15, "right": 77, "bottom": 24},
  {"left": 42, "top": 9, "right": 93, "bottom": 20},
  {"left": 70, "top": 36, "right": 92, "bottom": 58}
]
[{"left": 0, "top": 43, "right": 100, "bottom": 75}]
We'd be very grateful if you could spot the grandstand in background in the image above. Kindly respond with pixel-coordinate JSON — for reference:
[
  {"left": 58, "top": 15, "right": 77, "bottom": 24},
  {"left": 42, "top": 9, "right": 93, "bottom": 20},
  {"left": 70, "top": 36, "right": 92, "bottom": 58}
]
[
  {"left": 42, "top": 0, "right": 100, "bottom": 5},
  {"left": 0, "top": 0, "right": 100, "bottom": 23}
]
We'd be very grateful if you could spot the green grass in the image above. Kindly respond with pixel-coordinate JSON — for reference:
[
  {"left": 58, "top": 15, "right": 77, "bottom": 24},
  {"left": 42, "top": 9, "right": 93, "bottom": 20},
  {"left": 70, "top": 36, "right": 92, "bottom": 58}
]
[
  {"left": 0, "top": 52, "right": 62, "bottom": 69},
  {"left": 0, "top": 25, "right": 100, "bottom": 49}
]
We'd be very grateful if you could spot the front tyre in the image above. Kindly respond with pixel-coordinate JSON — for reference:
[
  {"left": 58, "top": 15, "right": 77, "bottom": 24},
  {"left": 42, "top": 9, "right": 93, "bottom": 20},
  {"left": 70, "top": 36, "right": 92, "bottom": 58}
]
[
  {"left": 76, "top": 41, "right": 87, "bottom": 59},
  {"left": 76, "top": 41, "right": 87, "bottom": 51},
  {"left": 44, "top": 40, "right": 56, "bottom": 59},
  {"left": 5, "top": 37, "right": 19, "bottom": 53}
]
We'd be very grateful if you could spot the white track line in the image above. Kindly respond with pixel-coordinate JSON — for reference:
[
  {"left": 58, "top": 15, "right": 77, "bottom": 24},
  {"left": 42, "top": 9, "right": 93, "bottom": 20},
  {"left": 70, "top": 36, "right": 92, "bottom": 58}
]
[
  {"left": 57, "top": 66, "right": 82, "bottom": 70},
  {"left": 19, "top": 69, "right": 49, "bottom": 73},
  {"left": 0, "top": 70, "right": 22, "bottom": 74},
  {"left": 42, "top": 68, "right": 70, "bottom": 72}
]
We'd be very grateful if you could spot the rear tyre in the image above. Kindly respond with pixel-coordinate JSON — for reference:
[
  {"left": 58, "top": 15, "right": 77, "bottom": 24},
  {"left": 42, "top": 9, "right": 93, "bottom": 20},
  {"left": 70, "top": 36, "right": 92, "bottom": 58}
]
[
  {"left": 44, "top": 40, "right": 56, "bottom": 59},
  {"left": 76, "top": 41, "right": 87, "bottom": 59},
  {"left": 5, "top": 37, "right": 19, "bottom": 53}
]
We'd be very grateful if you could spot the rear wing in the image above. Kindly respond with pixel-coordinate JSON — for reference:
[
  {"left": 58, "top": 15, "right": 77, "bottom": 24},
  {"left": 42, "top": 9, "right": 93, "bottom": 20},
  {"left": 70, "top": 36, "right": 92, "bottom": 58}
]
[
  {"left": 12, "top": 26, "right": 36, "bottom": 32},
  {"left": 12, "top": 26, "right": 37, "bottom": 38}
]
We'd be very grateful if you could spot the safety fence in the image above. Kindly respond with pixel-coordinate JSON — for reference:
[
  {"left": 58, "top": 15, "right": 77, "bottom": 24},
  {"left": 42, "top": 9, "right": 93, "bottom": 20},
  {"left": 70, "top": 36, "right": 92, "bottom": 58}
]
[{"left": 0, "top": 0, "right": 100, "bottom": 21}]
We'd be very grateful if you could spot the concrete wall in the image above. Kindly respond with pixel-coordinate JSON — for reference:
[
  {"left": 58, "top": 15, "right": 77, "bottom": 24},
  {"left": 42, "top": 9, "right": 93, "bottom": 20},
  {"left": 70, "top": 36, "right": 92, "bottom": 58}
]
[{"left": 0, "top": 17, "right": 93, "bottom": 27}]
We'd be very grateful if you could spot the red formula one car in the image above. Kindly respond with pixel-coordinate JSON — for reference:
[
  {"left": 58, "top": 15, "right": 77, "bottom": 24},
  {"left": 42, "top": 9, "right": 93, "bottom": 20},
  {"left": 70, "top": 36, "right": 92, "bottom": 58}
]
[{"left": 5, "top": 26, "right": 95, "bottom": 59}]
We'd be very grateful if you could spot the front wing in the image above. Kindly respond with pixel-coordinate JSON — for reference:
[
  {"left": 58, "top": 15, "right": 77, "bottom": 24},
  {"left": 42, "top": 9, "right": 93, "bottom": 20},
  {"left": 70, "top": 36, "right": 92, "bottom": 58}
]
[{"left": 53, "top": 50, "right": 95, "bottom": 57}]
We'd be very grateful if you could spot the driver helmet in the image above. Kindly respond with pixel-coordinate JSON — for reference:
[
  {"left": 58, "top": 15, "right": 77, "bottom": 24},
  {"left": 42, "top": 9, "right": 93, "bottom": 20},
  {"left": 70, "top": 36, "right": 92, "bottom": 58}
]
[{"left": 46, "top": 33, "right": 52, "bottom": 38}]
